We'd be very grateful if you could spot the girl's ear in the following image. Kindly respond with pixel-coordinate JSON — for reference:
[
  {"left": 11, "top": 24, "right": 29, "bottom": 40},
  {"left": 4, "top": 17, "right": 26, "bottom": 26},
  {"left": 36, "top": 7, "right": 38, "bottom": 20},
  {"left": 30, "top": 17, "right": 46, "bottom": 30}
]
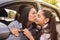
[{"left": 44, "top": 18, "right": 49, "bottom": 24}]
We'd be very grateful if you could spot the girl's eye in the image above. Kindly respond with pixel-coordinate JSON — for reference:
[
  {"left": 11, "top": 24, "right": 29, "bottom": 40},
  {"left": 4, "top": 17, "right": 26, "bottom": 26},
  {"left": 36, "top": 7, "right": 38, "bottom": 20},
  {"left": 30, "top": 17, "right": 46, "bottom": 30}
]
[{"left": 37, "top": 14, "right": 40, "bottom": 18}]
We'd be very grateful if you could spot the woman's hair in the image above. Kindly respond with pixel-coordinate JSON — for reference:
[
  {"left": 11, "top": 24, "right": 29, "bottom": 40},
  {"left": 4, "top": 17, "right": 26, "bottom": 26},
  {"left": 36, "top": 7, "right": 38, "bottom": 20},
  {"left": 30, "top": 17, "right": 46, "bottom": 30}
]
[
  {"left": 15, "top": 5, "right": 37, "bottom": 29},
  {"left": 15, "top": 5, "right": 28, "bottom": 20},
  {"left": 42, "top": 10, "right": 57, "bottom": 40}
]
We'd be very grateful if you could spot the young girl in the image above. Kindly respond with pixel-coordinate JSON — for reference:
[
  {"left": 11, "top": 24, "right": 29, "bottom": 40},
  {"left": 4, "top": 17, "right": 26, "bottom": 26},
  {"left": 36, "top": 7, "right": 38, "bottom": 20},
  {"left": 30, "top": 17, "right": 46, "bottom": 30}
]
[{"left": 35, "top": 10, "right": 57, "bottom": 40}]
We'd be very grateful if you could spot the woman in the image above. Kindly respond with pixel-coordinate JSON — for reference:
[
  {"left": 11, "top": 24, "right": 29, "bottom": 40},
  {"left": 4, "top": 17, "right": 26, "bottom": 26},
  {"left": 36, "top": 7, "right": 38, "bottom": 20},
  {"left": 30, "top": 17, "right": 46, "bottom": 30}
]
[
  {"left": 7, "top": 5, "right": 38, "bottom": 40},
  {"left": 35, "top": 10, "right": 57, "bottom": 40},
  {"left": 18, "top": 5, "right": 39, "bottom": 40}
]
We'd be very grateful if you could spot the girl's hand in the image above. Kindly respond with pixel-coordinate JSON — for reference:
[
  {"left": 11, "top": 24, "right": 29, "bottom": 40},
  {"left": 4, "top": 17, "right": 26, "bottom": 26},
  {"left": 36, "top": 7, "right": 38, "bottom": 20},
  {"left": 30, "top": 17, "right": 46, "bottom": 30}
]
[
  {"left": 23, "top": 28, "right": 34, "bottom": 40},
  {"left": 10, "top": 27, "right": 21, "bottom": 37}
]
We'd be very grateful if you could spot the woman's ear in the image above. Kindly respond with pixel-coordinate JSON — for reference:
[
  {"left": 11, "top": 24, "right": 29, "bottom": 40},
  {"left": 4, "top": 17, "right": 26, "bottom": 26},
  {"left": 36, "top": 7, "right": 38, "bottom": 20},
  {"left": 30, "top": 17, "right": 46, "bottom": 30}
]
[{"left": 44, "top": 18, "right": 49, "bottom": 24}]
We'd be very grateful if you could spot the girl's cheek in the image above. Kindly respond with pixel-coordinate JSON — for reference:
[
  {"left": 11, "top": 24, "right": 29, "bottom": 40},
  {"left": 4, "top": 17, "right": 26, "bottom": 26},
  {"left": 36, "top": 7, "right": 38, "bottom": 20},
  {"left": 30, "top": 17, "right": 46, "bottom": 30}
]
[
  {"left": 35, "top": 18, "right": 39, "bottom": 24},
  {"left": 37, "top": 19, "right": 40, "bottom": 23}
]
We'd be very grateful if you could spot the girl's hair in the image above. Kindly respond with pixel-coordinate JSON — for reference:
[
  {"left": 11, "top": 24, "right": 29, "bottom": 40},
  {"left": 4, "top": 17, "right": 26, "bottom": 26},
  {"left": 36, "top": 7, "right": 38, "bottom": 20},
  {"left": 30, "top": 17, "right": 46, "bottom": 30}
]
[
  {"left": 37, "top": 10, "right": 57, "bottom": 40},
  {"left": 42, "top": 10, "right": 57, "bottom": 40},
  {"left": 15, "top": 5, "right": 37, "bottom": 29}
]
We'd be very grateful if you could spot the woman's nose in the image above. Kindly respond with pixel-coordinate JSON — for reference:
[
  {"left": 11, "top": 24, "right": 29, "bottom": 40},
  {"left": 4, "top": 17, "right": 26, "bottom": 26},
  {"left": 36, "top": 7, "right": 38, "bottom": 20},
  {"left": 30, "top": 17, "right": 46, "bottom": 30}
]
[
  {"left": 34, "top": 13, "right": 37, "bottom": 17},
  {"left": 34, "top": 14, "right": 38, "bottom": 20}
]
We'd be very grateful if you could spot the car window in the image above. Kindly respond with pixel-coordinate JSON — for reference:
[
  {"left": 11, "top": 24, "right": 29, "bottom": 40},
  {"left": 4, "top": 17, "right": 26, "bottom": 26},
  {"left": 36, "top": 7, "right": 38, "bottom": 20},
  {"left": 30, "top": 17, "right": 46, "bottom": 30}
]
[
  {"left": 5, "top": 8, "right": 16, "bottom": 21},
  {"left": 40, "top": 5, "right": 60, "bottom": 23},
  {"left": 0, "top": 2, "right": 38, "bottom": 25}
]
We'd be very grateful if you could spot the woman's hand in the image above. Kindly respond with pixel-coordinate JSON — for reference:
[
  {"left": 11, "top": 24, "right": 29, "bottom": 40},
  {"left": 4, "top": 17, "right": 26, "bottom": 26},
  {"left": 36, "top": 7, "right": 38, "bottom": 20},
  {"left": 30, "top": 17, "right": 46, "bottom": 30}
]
[
  {"left": 23, "top": 28, "right": 34, "bottom": 40},
  {"left": 10, "top": 27, "right": 21, "bottom": 37}
]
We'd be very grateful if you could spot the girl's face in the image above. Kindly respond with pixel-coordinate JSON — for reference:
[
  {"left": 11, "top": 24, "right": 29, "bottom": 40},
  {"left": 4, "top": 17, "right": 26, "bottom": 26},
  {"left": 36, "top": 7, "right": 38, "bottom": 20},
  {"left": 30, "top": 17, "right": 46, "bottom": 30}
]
[
  {"left": 28, "top": 8, "right": 37, "bottom": 22},
  {"left": 35, "top": 10, "right": 49, "bottom": 26}
]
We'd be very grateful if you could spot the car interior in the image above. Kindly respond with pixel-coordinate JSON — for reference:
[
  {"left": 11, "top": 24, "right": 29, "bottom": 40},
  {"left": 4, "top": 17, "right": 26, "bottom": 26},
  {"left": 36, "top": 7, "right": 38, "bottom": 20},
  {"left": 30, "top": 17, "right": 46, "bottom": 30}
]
[{"left": 0, "top": 1, "right": 60, "bottom": 40}]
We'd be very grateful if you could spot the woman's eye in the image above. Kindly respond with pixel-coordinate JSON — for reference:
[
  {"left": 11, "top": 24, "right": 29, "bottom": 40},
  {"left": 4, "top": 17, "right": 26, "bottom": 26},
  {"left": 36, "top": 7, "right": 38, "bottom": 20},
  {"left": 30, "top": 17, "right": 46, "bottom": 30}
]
[{"left": 33, "top": 12, "right": 36, "bottom": 14}]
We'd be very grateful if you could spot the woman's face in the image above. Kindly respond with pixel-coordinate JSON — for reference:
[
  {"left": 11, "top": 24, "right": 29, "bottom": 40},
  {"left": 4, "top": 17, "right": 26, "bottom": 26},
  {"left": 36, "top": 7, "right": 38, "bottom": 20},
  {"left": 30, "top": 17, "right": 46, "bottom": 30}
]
[
  {"left": 35, "top": 10, "right": 46, "bottom": 26},
  {"left": 28, "top": 8, "right": 37, "bottom": 22}
]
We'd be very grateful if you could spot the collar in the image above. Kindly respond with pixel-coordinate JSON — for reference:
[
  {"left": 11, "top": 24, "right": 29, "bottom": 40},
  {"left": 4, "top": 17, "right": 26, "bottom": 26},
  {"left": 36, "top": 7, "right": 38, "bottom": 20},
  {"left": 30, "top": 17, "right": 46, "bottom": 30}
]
[{"left": 42, "top": 24, "right": 48, "bottom": 29}]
